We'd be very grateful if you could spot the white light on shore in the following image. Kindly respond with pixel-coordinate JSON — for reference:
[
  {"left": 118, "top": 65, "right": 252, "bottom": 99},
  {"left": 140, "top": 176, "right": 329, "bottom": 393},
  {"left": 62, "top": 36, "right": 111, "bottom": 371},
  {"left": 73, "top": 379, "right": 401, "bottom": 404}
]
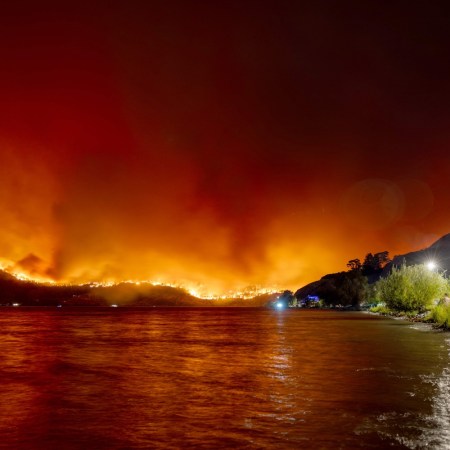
[{"left": 276, "top": 302, "right": 284, "bottom": 309}]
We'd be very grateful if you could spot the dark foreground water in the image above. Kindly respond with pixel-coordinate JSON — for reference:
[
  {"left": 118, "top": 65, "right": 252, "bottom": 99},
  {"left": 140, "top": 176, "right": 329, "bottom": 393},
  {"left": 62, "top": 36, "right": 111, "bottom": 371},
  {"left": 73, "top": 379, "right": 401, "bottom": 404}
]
[{"left": 0, "top": 308, "right": 450, "bottom": 449}]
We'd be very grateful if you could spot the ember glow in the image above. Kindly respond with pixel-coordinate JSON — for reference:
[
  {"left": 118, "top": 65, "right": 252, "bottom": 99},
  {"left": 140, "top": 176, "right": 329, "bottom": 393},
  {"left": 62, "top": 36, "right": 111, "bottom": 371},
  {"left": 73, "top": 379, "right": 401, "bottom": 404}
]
[{"left": 1, "top": 2, "right": 450, "bottom": 295}]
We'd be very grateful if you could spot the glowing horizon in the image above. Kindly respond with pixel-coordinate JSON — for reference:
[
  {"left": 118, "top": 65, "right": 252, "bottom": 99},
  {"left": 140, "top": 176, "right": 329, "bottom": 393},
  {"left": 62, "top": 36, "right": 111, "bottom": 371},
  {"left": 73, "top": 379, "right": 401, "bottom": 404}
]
[{"left": 0, "top": 260, "right": 280, "bottom": 299}]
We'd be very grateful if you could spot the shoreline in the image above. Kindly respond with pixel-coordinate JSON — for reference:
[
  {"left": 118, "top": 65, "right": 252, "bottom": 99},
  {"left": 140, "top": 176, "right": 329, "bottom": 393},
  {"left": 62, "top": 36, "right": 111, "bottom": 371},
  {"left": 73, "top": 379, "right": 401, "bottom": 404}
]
[{"left": 366, "top": 309, "right": 449, "bottom": 332}]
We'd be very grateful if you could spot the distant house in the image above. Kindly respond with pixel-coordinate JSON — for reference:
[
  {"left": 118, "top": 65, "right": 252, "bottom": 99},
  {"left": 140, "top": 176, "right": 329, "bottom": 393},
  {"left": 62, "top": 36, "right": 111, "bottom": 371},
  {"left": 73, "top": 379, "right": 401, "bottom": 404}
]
[{"left": 300, "top": 295, "right": 320, "bottom": 307}]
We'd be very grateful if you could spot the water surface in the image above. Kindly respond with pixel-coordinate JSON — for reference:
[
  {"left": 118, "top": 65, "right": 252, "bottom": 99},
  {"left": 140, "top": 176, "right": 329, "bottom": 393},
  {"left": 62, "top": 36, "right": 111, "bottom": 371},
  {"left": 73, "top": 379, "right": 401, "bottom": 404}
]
[{"left": 0, "top": 308, "right": 449, "bottom": 449}]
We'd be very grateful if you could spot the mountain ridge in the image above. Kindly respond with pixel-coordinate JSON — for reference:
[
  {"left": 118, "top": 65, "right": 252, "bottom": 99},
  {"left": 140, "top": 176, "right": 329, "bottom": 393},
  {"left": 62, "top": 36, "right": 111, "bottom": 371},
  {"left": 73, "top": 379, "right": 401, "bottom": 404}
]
[
  {"left": 0, "top": 270, "right": 278, "bottom": 307},
  {"left": 383, "top": 233, "right": 450, "bottom": 276},
  {"left": 295, "top": 232, "right": 450, "bottom": 302}
]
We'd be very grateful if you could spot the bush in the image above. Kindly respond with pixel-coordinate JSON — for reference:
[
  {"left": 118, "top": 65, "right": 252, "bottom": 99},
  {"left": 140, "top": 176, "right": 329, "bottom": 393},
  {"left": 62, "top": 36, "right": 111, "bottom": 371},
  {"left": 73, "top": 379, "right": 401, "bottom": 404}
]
[
  {"left": 370, "top": 304, "right": 391, "bottom": 315},
  {"left": 376, "top": 264, "right": 449, "bottom": 312},
  {"left": 365, "top": 283, "right": 382, "bottom": 306},
  {"left": 429, "top": 304, "right": 450, "bottom": 329}
]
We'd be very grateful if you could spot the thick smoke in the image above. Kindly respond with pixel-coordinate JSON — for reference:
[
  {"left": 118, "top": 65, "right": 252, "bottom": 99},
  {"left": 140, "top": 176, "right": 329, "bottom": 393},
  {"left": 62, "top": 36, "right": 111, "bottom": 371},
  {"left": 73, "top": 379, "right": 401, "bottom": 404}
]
[{"left": 1, "top": 2, "right": 449, "bottom": 294}]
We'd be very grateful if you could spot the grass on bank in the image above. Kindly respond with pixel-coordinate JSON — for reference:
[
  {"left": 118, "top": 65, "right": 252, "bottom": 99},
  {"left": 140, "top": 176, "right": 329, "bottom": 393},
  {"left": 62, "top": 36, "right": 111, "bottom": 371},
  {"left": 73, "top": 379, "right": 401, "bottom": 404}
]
[
  {"left": 370, "top": 302, "right": 450, "bottom": 329},
  {"left": 370, "top": 303, "right": 421, "bottom": 319},
  {"left": 369, "top": 303, "right": 450, "bottom": 330}
]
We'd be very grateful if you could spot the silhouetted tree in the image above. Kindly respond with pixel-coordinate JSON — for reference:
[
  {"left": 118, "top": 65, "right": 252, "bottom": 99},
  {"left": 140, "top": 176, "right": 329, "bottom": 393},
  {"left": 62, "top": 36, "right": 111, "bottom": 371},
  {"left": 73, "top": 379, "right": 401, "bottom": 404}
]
[
  {"left": 347, "top": 258, "right": 362, "bottom": 271},
  {"left": 362, "top": 253, "right": 376, "bottom": 274},
  {"left": 339, "top": 270, "right": 369, "bottom": 307},
  {"left": 314, "top": 271, "right": 368, "bottom": 307},
  {"left": 316, "top": 278, "right": 339, "bottom": 305},
  {"left": 362, "top": 251, "right": 390, "bottom": 275},
  {"left": 374, "top": 251, "right": 390, "bottom": 268}
]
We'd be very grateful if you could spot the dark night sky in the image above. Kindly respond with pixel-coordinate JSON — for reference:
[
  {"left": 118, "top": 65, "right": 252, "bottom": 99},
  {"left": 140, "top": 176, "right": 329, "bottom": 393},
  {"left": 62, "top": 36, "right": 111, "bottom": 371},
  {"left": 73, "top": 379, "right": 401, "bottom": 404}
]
[{"left": 1, "top": 1, "right": 450, "bottom": 294}]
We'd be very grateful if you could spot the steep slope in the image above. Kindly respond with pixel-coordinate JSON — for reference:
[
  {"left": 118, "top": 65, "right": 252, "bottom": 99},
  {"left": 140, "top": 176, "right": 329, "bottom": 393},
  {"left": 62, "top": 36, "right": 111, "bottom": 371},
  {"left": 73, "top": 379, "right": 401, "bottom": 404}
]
[{"left": 383, "top": 233, "right": 450, "bottom": 276}]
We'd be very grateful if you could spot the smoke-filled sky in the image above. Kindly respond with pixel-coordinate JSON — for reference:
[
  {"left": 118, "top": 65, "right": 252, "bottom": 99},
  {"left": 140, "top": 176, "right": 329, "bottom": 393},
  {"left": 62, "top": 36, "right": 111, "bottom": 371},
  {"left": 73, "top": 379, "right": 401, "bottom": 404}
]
[{"left": 1, "top": 1, "right": 450, "bottom": 294}]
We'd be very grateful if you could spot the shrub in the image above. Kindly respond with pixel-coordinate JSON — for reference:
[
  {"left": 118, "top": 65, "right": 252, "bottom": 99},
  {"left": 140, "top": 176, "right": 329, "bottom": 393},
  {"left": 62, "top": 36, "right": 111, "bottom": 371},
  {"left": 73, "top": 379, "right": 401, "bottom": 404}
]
[
  {"left": 376, "top": 264, "right": 448, "bottom": 312},
  {"left": 366, "top": 283, "right": 382, "bottom": 306},
  {"left": 370, "top": 304, "right": 391, "bottom": 315},
  {"left": 429, "top": 304, "right": 450, "bottom": 329}
]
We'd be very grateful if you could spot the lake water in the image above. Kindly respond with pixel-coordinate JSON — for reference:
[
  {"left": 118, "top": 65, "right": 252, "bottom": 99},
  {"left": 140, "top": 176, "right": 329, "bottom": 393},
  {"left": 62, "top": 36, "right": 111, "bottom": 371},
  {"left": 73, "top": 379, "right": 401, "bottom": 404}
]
[{"left": 0, "top": 308, "right": 449, "bottom": 449}]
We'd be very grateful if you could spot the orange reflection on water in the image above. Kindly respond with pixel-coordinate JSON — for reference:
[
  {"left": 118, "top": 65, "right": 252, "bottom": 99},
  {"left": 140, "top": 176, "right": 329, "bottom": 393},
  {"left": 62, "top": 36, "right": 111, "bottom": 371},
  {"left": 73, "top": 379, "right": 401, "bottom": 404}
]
[{"left": 0, "top": 308, "right": 449, "bottom": 449}]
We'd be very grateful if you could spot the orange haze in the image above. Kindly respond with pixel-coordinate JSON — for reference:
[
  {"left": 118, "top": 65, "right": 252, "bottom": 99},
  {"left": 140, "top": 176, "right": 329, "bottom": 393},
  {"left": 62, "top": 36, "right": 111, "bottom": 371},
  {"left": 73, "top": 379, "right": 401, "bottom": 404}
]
[{"left": 1, "top": 2, "right": 450, "bottom": 295}]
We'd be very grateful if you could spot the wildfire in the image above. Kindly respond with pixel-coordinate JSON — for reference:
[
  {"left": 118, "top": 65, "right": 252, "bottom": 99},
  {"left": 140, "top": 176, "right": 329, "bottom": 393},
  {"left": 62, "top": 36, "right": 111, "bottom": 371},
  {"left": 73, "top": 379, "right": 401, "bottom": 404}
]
[
  {"left": 0, "top": 272, "right": 279, "bottom": 300},
  {"left": 0, "top": 259, "right": 278, "bottom": 299},
  {"left": 0, "top": 260, "right": 56, "bottom": 285},
  {"left": 85, "top": 279, "right": 279, "bottom": 300}
]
